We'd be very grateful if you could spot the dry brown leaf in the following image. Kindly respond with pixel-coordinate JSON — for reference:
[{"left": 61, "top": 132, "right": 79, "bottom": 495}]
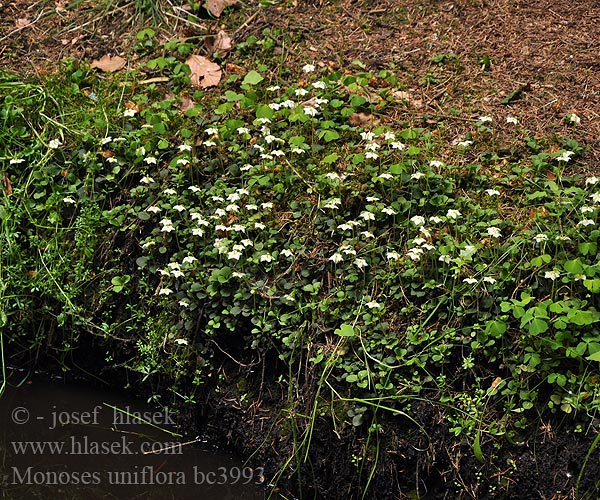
[
  {"left": 206, "top": 0, "right": 237, "bottom": 17},
  {"left": 179, "top": 96, "right": 196, "bottom": 113},
  {"left": 206, "top": 30, "right": 233, "bottom": 56},
  {"left": 91, "top": 55, "right": 126, "bottom": 73},
  {"left": 15, "top": 18, "right": 32, "bottom": 28},
  {"left": 349, "top": 112, "right": 380, "bottom": 128},
  {"left": 186, "top": 55, "right": 221, "bottom": 88}
]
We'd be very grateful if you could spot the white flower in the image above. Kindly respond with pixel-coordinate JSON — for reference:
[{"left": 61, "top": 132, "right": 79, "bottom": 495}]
[
  {"left": 407, "top": 248, "right": 423, "bottom": 261},
  {"left": 49, "top": 139, "right": 62, "bottom": 149},
  {"left": 366, "top": 301, "right": 381, "bottom": 309},
  {"left": 419, "top": 226, "right": 431, "bottom": 238},
  {"left": 487, "top": 227, "right": 501, "bottom": 238},
  {"left": 585, "top": 177, "right": 599, "bottom": 186},
  {"left": 178, "top": 299, "right": 190, "bottom": 308},
  {"left": 281, "top": 249, "right": 294, "bottom": 258},
  {"left": 365, "top": 151, "right": 379, "bottom": 160},
  {"left": 178, "top": 144, "right": 192, "bottom": 152},
  {"left": 534, "top": 234, "right": 548, "bottom": 243},
  {"left": 268, "top": 102, "right": 281, "bottom": 110},
  {"left": 446, "top": 209, "right": 461, "bottom": 219},
  {"left": 360, "top": 211, "right": 375, "bottom": 221},
  {"left": 123, "top": 108, "right": 137, "bottom": 117},
  {"left": 171, "top": 270, "right": 184, "bottom": 278},
  {"left": 581, "top": 206, "right": 595, "bottom": 213},
  {"left": 439, "top": 255, "right": 452, "bottom": 264},
  {"left": 478, "top": 116, "right": 493, "bottom": 123},
  {"left": 590, "top": 193, "right": 600, "bottom": 203},
  {"left": 457, "top": 140, "right": 473, "bottom": 147},
  {"left": 227, "top": 250, "right": 242, "bottom": 260},
  {"left": 390, "top": 141, "right": 406, "bottom": 150},
  {"left": 361, "top": 231, "right": 375, "bottom": 239},
  {"left": 354, "top": 258, "right": 368, "bottom": 269},
  {"left": 463, "top": 278, "right": 478, "bottom": 285},
  {"left": 266, "top": 85, "right": 281, "bottom": 92},
  {"left": 260, "top": 254, "right": 274, "bottom": 263},
  {"left": 182, "top": 256, "right": 197, "bottom": 264},
  {"left": 366, "top": 196, "right": 380, "bottom": 202},
  {"left": 413, "top": 237, "right": 427, "bottom": 246},
  {"left": 188, "top": 185, "right": 201, "bottom": 192},
  {"left": 261, "top": 202, "right": 273, "bottom": 209},
  {"left": 377, "top": 173, "right": 393, "bottom": 180},
  {"left": 556, "top": 235, "right": 571, "bottom": 241},
  {"left": 158, "top": 288, "right": 173, "bottom": 296},
  {"left": 566, "top": 113, "right": 581, "bottom": 125},
  {"left": 483, "top": 276, "right": 497, "bottom": 284},
  {"left": 192, "top": 228, "right": 204, "bottom": 236},
  {"left": 254, "top": 222, "right": 266, "bottom": 230},
  {"left": 329, "top": 253, "right": 343, "bottom": 263},
  {"left": 291, "top": 147, "right": 305, "bottom": 154},
  {"left": 381, "top": 207, "right": 397, "bottom": 215},
  {"left": 136, "top": 146, "right": 146, "bottom": 156},
  {"left": 410, "top": 215, "right": 426, "bottom": 226},
  {"left": 255, "top": 118, "right": 271, "bottom": 125},
  {"left": 365, "top": 143, "right": 380, "bottom": 152},
  {"left": 63, "top": 196, "right": 76, "bottom": 204},
  {"left": 302, "top": 63, "right": 316, "bottom": 73},
  {"left": 140, "top": 176, "right": 155, "bottom": 184},
  {"left": 338, "top": 223, "right": 353, "bottom": 231},
  {"left": 578, "top": 219, "right": 595, "bottom": 227},
  {"left": 556, "top": 150, "right": 574, "bottom": 163},
  {"left": 271, "top": 149, "right": 285, "bottom": 157},
  {"left": 544, "top": 270, "right": 560, "bottom": 281},
  {"left": 295, "top": 88, "right": 309, "bottom": 97},
  {"left": 506, "top": 116, "right": 519, "bottom": 125},
  {"left": 430, "top": 160, "right": 444, "bottom": 168},
  {"left": 361, "top": 131, "right": 375, "bottom": 141},
  {"left": 172, "top": 204, "right": 186, "bottom": 212},
  {"left": 485, "top": 189, "right": 501, "bottom": 196},
  {"left": 203, "top": 140, "right": 216, "bottom": 147},
  {"left": 225, "top": 204, "right": 239, "bottom": 212},
  {"left": 163, "top": 188, "right": 177, "bottom": 195},
  {"left": 341, "top": 245, "right": 356, "bottom": 256},
  {"left": 9, "top": 158, "right": 25, "bottom": 164},
  {"left": 304, "top": 106, "right": 318, "bottom": 117},
  {"left": 176, "top": 158, "right": 189, "bottom": 166},
  {"left": 144, "top": 156, "right": 157, "bottom": 165},
  {"left": 232, "top": 272, "right": 246, "bottom": 278},
  {"left": 205, "top": 127, "right": 219, "bottom": 136},
  {"left": 240, "top": 239, "right": 253, "bottom": 247},
  {"left": 429, "top": 216, "right": 443, "bottom": 223},
  {"left": 237, "top": 127, "right": 250, "bottom": 135},
  {"left": 281, "top": 100, "right": 295, "bottom": 108},
  {"left": 312, "top": 81, "right": 326, "bottom": 89},
  {"left": 146, "top": 206, "right": 161, "bottom": 214},
  {"left": 386, "top": 251, "right": 400, "bottom": 261},
  {"left": 383, "top": 132, "right": 396, "bottom": 141},
  {"left": 214, "top": 208, "right": 226, "bottom": 217},
  {"left": 106, "top": 157, "right": 118, "bottom": 164},
  {"left": 245, "top": 204, "right": 258, "bottom": 211},
  {"left": 174, "top": 338, "right": 189, "bottom": 346},
  {"left": 411, "top": 172, "right": 425, "bottom": 180},
  {"left": 100, "top": 136, "right": 113, "bottom": 145}
]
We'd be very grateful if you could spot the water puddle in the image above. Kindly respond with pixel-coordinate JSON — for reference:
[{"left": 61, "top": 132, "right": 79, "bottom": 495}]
[{"left": 0, "top": 374, "right": 265, "bottom": 499}]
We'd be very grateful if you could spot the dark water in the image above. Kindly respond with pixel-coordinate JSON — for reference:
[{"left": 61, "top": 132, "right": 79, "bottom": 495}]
[{"left": 0, "top": 375, "right": 265, "bottom": 499}]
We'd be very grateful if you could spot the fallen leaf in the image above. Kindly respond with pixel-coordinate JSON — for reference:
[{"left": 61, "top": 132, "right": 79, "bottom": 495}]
[
  {"left": 349, "top": 112, "right": 380, "bottom": 128},
  {"left": 91, "top": 55, "right": 126, "bottom": 73},
  {"left": 206, "top": 0, "right": 237, "bottom": 17},
  {"left": 186, "top": 55, "right": 221, "bottom": 88},
  {"left": 206, "top": 30, "right": 233, "bottom": 56},
  {"left": 15, "top": 18, "right": 32, "bottom": 28},
  {"left": 179, "top": 96, "right": 196, "bottom": 113}
]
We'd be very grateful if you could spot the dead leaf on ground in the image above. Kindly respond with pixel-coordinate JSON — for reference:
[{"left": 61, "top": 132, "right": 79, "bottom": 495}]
[
  {"left": 186, "top": 55, "right": 221, "bottom": 88},
  {"left": 91, "top": 54, "right": 126, "bottom": 73},
  {"left": 15, "top": 18, "right": 32, "bottom": 28},
  {"left": 206, "top": 0, "right": 237, "bottom": 17},
  {"left": 349, "top": 112, "right": 380, "bottom": 128},
  {"left": 206, "top": 30, "right": 233, "bottom": 56},
  {"left": 179, "top": 96, "right": 196, "bottom": 113}
]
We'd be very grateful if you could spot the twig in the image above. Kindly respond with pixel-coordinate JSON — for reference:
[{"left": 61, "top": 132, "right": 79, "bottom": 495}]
[{"left": 234, "top": 10, "right": 259, "bottom": 36}]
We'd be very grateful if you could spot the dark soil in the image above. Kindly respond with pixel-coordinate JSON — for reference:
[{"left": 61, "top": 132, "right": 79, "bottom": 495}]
[{"left": 3, "top": 0, "right": 600, "bottom": 498}]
